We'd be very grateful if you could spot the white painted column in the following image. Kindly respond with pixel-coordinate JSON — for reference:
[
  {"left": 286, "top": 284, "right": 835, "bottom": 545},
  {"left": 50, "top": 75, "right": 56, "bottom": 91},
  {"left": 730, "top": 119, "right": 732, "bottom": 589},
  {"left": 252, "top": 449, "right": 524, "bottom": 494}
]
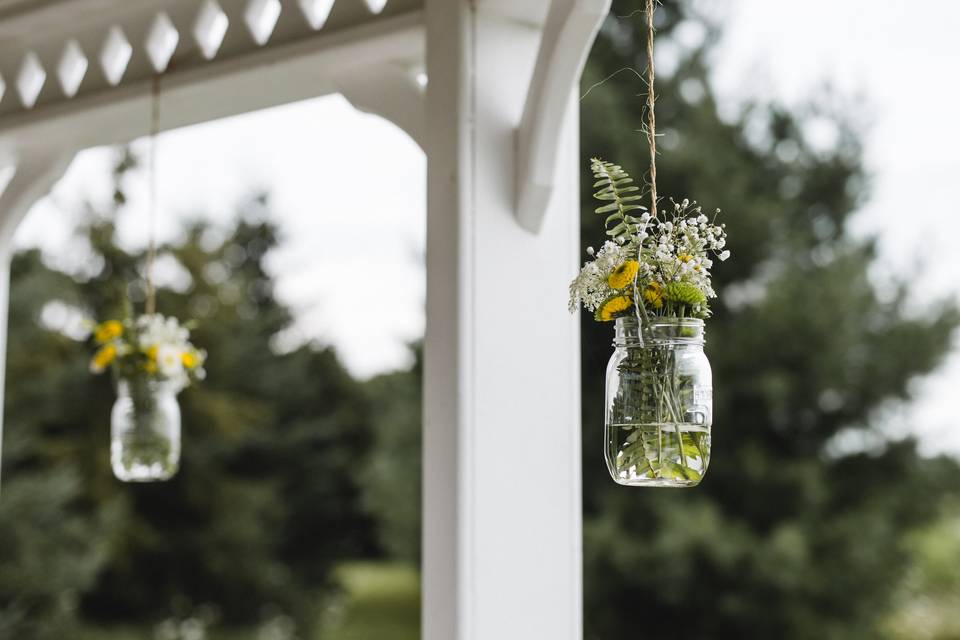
[
  {"left": 423, "top": 2, "right": 583, "bottom": 638},
  {"left": 0, "top": 243, "right": 9, "bottom": 489}
]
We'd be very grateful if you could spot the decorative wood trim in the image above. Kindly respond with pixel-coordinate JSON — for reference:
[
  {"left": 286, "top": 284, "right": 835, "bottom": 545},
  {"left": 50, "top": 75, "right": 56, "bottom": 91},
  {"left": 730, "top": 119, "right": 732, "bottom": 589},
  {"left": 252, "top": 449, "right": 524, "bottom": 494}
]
[
  {"left": 515, "top": 0, "right": 609, "bottom": 233},
  {"left": 0, "top": 11, "right": 425, "bottom": 151},
  {"left": 337, "top": 63, "right": 426, "bottom": 149}
]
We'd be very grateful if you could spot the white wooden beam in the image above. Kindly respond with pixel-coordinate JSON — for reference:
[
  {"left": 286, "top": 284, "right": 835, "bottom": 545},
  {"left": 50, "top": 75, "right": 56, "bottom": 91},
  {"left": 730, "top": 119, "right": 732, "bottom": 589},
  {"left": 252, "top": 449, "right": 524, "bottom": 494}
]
[
  {"left": 0, "top": 11, "right": 424, "bottom": 155},
  {"left": 515, "top": 0, "right": 609, "bottom": 233},
  {"left": 424, "top": 1, "right": 582, "bottom": 638},
  {"left": 0, "top": 0, "right": 425, "bottom": 117}
]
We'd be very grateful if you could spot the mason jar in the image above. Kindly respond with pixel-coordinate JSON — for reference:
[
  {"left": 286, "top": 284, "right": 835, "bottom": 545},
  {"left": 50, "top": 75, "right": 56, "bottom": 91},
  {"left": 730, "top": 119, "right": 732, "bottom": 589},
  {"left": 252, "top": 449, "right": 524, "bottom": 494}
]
[
  {"left": 111, "top": 378, "right": 181, "bottom": 482},
  {"left": 604, "top": 316, "right": 712, "bottom": 487}
]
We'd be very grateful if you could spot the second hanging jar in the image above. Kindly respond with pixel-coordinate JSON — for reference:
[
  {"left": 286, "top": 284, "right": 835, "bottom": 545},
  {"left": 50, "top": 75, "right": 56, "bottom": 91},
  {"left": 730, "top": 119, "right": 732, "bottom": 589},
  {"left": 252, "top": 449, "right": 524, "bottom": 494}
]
[
  {"left": 604, "top": 315, "right": 713, "bottom": 487},
  {"left": 111, "top": 377, "right": 181, "bottom": 482}
]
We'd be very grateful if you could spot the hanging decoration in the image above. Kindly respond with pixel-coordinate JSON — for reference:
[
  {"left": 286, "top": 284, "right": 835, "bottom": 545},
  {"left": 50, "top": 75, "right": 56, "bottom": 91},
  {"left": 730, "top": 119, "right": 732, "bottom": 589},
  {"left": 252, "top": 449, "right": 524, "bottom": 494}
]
[
  {"left": 569, "top": 0, "right": 731, "bottom": 487},
  {"left": 89, "top": 76, "right": 207, "bottom": 483}
]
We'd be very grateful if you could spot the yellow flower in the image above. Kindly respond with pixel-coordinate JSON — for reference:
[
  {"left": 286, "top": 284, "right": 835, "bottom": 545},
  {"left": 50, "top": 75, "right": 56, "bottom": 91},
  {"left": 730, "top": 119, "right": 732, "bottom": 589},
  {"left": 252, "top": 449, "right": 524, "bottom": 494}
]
[
  {"left": 596, "top": 295, "right": 634, "bottom": 322},
  {"left": 143, "top": 345, "right": 159, "bottom": 373},
  {"left": 90, "top": 344, "right": 117, "bottom": 373},
  {"left": 94, "top": 320, "right": 123, "bottom": 344},
  {"left": 643, "top": 282, "right": 664, "bottom": 310},
  {"left": 608, "top": 260, "right": 640, "bottom": 290},
  {"left": 182, "top": 351, "right": 199, "bottom": 370},
  {"left": 678, "top": 254, "right": 694, "bottom": 263}
]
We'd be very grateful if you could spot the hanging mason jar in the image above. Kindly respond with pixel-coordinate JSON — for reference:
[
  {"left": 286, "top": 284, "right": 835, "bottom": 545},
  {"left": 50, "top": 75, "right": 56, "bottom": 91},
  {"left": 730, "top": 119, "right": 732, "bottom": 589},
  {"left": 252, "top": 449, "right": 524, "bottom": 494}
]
[
  {"left": 111, "top": 378, "right": 181, "bottom": 482},
  {"left": 604, "top": 316, "right": 712, "bottom": 487}
]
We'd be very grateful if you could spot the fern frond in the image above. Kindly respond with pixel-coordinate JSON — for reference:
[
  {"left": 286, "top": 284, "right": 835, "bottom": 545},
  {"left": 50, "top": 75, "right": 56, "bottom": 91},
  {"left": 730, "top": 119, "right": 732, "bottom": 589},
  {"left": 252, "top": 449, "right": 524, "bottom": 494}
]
[{"left": 590, "top": 158, "right": 647, "bottom": 244}]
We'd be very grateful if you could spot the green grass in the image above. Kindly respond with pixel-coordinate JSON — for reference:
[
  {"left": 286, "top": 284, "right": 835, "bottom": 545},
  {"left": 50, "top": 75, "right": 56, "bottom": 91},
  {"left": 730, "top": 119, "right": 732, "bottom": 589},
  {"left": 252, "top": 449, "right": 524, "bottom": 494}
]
[
  {"left": 323, "top": 562, "right": 421, "bottom": 640},
  {"left": 73, "top": 562, "right": 421, "bottom": 640}
]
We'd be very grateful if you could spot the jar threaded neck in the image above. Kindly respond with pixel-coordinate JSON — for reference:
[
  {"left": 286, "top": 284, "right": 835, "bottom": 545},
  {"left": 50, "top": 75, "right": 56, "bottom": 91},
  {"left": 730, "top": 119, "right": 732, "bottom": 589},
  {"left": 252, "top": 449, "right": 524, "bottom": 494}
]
[{"left": 613, "top": 316, "right": 705, "bottom": 347}]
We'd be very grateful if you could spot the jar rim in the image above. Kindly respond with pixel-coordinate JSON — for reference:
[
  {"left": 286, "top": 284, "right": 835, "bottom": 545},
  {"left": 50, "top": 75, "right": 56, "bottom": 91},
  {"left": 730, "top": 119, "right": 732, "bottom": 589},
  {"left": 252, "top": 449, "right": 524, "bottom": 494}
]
[
  {"left": 114, "top": 376, "right": 182, "bottom": 393},
  {"left": 614, "top": 315, "right": 705, "bottom": 327},
  {"left": 612, "top": 314, "right": 706, "bottom": 347}
]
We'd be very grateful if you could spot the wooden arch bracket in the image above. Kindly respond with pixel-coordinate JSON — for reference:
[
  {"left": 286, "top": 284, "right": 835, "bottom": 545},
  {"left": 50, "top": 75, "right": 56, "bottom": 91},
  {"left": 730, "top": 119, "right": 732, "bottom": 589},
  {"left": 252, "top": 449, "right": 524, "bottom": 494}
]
[
  {"left": 336, "top": 63, "right": 427, "bottom": 150},
  {"left": 515, "top": 0, "right": 610, "bottom": 233},
  {"left": 0, "top": 150, "right": 76, "bottom": 247}
]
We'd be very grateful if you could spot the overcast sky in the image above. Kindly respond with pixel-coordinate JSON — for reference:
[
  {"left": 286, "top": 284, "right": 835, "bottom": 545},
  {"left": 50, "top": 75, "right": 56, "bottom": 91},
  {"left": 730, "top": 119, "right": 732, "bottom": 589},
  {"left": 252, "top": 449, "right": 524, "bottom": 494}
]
[{"left": 13, "top": 0, "right": 960, "bottom": 452}]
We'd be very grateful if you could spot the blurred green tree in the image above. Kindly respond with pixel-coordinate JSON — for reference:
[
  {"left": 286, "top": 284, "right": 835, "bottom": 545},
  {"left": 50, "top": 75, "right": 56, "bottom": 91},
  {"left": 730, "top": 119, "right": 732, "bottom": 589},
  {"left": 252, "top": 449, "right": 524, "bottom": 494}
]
[
  {"left": 883, "top": 502, "right": 960, "bottom": 640},
  {"left": 579, "top": 2, "right": 960, "bottom": 639},
  {"left": 359, "top": 345, "right": 422, "bottom": 565},
  {"left": 1, "top": 153, "right": 380, "bottom": 638}
]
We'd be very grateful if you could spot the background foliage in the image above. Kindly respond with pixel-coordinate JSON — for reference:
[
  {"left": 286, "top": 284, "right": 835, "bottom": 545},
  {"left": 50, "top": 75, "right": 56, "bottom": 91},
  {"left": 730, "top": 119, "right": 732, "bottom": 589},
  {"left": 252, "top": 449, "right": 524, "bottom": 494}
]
[
  {"left": 579, "top": 2, "right": 960, "bottom": 639},
  {"left": 2, "top": 1, "right": 960, "bottom": 639}
]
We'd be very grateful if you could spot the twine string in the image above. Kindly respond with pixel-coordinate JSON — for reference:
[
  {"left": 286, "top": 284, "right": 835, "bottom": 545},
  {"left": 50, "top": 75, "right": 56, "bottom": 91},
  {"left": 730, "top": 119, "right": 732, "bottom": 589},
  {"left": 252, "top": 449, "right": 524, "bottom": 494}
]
[
  {"left": 633, "top": 0, "right": 659, "bottom": 335},
  {"left": 645, "top": 0, "right": 658, "bottom": 218},
  {"left": 145, "top": 75, "right": 160, "bottom": 316}
]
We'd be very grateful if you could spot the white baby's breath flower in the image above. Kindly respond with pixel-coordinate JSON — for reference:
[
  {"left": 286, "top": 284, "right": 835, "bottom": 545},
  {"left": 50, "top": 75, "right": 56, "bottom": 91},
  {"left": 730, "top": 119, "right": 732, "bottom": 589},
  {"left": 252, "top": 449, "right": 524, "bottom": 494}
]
[
  {"left": 569, "top": 241, "right": 627, "bottom": 312},
  {"left": 571, "top": 191, "right": 729, "bottom": 318},
  {"left": 156, "top": 344, "right": 184, "bottom": 378}
]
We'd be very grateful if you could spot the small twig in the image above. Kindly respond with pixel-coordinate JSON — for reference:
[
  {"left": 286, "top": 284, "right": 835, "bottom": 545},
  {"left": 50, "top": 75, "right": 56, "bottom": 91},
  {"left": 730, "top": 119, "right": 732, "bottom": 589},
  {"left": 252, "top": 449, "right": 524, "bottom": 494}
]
[{"left": 580, "top": 66, "right": 645, "bottom": 101}]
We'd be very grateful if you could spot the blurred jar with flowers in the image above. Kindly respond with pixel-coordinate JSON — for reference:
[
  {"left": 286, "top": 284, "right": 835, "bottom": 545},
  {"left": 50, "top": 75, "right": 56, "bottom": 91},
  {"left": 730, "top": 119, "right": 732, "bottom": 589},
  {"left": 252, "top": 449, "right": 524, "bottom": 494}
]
[{"left": 90, "top": 315, "right": 205, "bottom": 482}]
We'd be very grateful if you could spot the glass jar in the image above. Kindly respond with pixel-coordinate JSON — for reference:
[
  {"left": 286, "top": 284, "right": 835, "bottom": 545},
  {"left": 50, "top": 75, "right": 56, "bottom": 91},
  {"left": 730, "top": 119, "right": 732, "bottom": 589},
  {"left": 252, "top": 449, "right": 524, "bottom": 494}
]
[
  {"left": 604, "top": 316, "right": 713, "bottom": 487},
  {"left": 111, "top": 378, "right": 181, "bottom": 482}
]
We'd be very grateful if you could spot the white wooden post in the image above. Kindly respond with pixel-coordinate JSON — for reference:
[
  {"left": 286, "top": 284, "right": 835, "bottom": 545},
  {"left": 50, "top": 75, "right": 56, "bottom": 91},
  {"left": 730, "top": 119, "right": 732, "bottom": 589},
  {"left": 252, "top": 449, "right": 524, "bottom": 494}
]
[
  {"left": 0, "top": 241, "right": 9, "bottom": 488},
  {"left": 423, "top": 1, "right": 583, "bottom": 638}
]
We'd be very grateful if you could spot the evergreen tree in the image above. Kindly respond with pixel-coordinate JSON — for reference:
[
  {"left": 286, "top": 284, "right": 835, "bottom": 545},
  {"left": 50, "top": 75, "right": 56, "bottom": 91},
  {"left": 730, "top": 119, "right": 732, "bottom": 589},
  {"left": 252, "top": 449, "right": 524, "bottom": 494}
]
[
  {"left": 579, "top": 2, "right": 960, "bottom": 638},
  {"left": 360, "top": 345, "right": 423, "bottom": 565},
  {"left": 1, "top": 153, "right": 380, "bottom": 637}
]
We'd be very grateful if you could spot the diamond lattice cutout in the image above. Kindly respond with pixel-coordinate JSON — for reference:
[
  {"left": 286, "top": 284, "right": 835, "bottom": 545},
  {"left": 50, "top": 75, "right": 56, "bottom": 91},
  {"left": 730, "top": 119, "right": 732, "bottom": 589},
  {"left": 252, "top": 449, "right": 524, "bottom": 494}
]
[
  {"left": 146, "top": 12, "right": 180, "bottom": 73},
  {"left": 194, "top": 0, "right": 229, "bottom": 60},
  {"left": 100, "top": 26, "right": 133, "bottom": 85},
  {"left": 298, "top": 0, "right": 335, "bottom": 29},
  {"left": 244, "top": 0, "right": 281, "bottom": 46},
  {"left": 17, "top": 51, "right": 46, "bottom": 108},
  {"left": 365, "top": 0, "right": 387, "bottom": 14},
  {"left": 58, "top": 39, "right": 88, "bottom": 97}
]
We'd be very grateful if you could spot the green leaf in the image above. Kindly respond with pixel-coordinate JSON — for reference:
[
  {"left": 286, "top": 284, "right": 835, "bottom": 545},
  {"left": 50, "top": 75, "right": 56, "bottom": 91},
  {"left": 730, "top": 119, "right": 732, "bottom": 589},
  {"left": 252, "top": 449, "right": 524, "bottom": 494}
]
[{"left": 590, "top": 158, "right": 649, "bottom": 238}]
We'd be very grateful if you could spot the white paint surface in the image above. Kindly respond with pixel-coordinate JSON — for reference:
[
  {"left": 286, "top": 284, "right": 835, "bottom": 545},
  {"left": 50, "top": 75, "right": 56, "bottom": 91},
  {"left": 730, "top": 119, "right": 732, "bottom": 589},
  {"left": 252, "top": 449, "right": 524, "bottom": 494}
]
[{"left": 422, "top": 3, "right": 582, "bottom": 638}]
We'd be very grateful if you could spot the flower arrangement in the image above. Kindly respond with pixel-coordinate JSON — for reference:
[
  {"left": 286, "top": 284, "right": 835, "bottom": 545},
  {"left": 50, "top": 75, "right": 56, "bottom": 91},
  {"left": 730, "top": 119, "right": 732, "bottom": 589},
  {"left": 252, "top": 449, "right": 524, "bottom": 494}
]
[
  {"left": 569, "top": 159, "right": 729, "bottom": 323},
  {"left": 91, "top": 313, "right": 205, "bottom": 481},
  {"left": 573, "top": 158, "right": 730, "bottom": 487},
  {"left": 90, "top": 314, "right": 206, "bottom": 390}
]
